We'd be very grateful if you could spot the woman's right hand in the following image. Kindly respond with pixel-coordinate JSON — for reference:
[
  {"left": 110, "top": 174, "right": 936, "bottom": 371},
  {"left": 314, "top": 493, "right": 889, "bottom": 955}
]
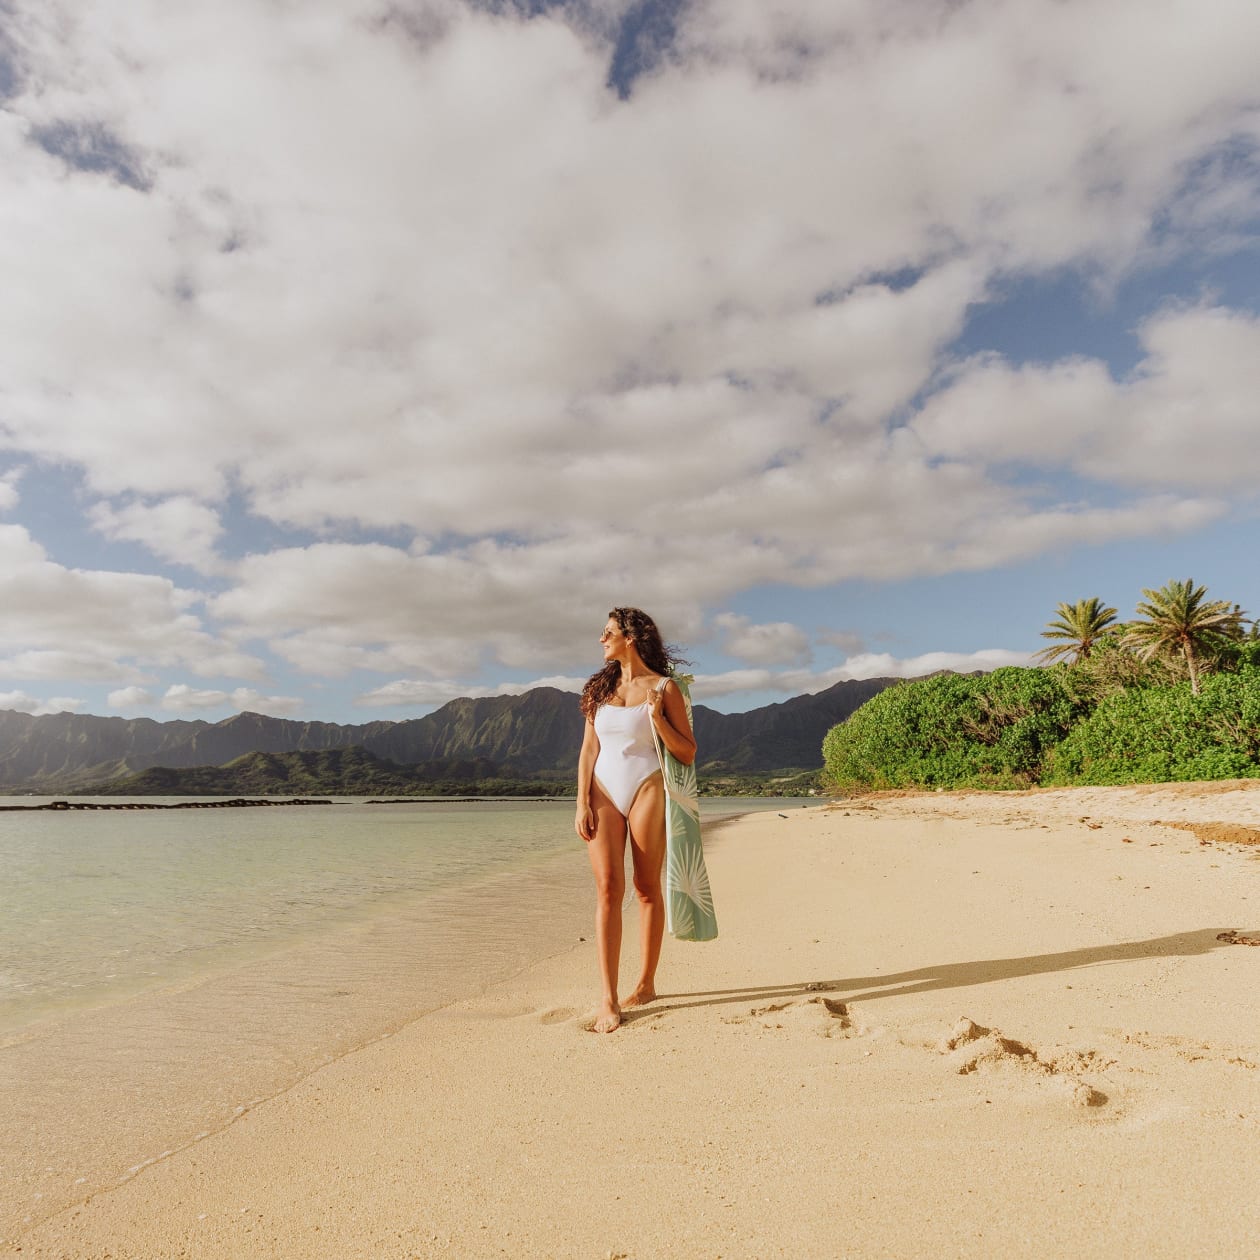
[{"left": 575, "top": 801, "right": 595, "bottom": 842}]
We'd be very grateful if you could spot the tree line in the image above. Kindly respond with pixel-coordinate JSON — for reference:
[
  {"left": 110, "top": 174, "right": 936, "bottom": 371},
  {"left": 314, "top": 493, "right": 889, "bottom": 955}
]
[
  {"left": 1034, "top": 579, "right": 1255, "bottom": 695},
  {"left": 822, "top": 577, "right": 1260, "bottom": 792}
]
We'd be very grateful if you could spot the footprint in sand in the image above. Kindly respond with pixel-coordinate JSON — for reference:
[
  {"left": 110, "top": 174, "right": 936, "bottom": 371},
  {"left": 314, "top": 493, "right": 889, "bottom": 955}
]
[
  {"left": 812, "top": 996, "right": 864, "bottom": 1038},
  {"left": 1217, "top": 929, "right": 1260, "bottom": 947},
  {"left": 734, "top": 995, "right": 869, "bottom": 1039},
  {"left": 537, "top": 1007, "right": 579, "bottom": 1026},
  {"left": 935, "top": 1017, "right": 1110, "bottom": 1108},
  {"left": 747, "top": 1000, "right": 794, "bottom": 1016},
  {"left": 1106, "top": 1028, "right": 1259, "bottom": 1070}
]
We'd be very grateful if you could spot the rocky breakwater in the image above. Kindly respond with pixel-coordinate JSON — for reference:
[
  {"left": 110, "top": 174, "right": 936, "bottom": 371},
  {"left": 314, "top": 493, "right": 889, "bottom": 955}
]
[{"left": 0, "top": 797, "right": 333, "bottom": 812}]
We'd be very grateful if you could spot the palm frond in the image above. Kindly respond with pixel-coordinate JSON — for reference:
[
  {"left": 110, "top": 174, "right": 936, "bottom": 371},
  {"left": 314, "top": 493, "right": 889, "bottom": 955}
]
[
  {"left": 1035, "top": 597, "right": 1118, "bottom": 665},
  {"left": 1122, "top": 578, "right": 1248, "bottom": 694}
]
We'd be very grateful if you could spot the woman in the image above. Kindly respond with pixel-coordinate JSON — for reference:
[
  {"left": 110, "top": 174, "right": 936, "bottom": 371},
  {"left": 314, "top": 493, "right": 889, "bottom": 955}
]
[{"left": 576, "top": 607, "right": 696, "bottom": 1033}]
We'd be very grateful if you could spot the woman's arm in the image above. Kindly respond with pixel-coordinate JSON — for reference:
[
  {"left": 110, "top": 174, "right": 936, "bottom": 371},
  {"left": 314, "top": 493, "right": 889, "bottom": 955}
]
[
  {"left": 649, "top": 679, "right": 697, "bottom": 766},
  {"left": 575, "top": 718, "right": 599, "bottom": 840}
]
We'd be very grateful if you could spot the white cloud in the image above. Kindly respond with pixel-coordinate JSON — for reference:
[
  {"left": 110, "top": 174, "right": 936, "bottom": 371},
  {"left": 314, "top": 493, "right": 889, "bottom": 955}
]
[
  {"left": 107, "top": 686, "right": 156, "bottom": 710},
  {"left": 0, "top": 1, "right": 1258, "bottom": 698},
  {"left": 89, "top": 496, "right": 225, "bottom": 573},
  {"left": 833, "top": 649, "right": 1036, "bottom": 681},
  {"left": 0, "top": 689, "right": 86, "bottom": 715},
  {"left": 160, "top": 685, "right": 303, "bottom": 716},
  {"left": 691, "top": 648, "right": 1034, "bottom": 700},
  {"left": 5, "top": 2, "right": 1256, "bottom": 521},
  {"left": 203, "top": 478, "right": 1226, "bottom": 689},
  {"left": 159, "top": 686, "right": 227, "bottom": 711},
  {"left": 817, "top": 629, "right": 866, "bottom": 655},
  {"left": 912, "top": 304, "right": 1260, "bottom": 490},
  {"left": 714, "top": 613, "right": 812, "bottom": 667},
  {"left": 355, "top": 674, "right": 586, "bottom": 708},
  {"left": 0, "top": 650, "right": 149, "bottom": 683},
  {"left": 0, "top": 468, "right": 21, "bottom": 512},
  {"left": 211, "top": 540, "right": 705, "bottom": 679},
  {"left": 0, "top": 524, "right": 265, "bottom": 679}
]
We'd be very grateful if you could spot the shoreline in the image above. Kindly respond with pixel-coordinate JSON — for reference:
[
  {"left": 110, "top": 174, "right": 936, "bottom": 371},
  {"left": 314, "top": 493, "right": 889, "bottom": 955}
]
[
  {"left": 0, "top": 844, "right": 588, "bottom": 1243},
  {"left": 8, "top": 783, "right": 1260, "bottom": 1257},
  {"left": 0, "top": 801, "right": 769, "bottom": 1245}
]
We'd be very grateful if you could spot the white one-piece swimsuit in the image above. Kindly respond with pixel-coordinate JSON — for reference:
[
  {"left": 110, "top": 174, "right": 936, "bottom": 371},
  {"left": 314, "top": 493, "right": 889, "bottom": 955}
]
[{"left": 593, "top": 699, "right": 662, "bottom": 817}]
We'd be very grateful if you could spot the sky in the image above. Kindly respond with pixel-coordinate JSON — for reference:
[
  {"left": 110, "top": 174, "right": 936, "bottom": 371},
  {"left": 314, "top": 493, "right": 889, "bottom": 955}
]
[{"left": 2, "top": 0, "right": 1259, "bottom": 725}]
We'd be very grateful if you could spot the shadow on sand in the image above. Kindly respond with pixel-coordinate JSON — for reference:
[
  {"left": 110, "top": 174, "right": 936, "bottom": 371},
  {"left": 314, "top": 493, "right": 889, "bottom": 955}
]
[{"left": 635, "top": 928, "right": 1257, "bottom": 1020}]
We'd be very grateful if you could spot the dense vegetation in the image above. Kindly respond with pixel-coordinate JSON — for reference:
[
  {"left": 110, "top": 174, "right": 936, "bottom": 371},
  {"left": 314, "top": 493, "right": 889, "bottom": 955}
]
[
  {"left": 1046, "top": 668, "right": 1260, "bottom": 785},
  {"left": 698, "top": 768, "right": 823, "bottom": 796},
  {"left": 821, "top": 668, "right": 1080, "bottom": 792},
  {"left": 823, "top": 578, "right": 1260, "bottom": 794}
]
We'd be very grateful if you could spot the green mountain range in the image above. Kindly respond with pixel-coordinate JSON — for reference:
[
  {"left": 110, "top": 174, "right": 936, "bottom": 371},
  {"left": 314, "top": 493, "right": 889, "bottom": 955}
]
[
  {"left": 90, "top": 748, "right": 571, "bottom": 797},
  {"left": 0, "top": 677, "right": 896, "bottom": 795}
]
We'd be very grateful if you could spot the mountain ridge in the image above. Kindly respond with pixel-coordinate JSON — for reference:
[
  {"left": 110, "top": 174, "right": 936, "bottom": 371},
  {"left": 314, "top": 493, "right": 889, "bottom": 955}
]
[
  {"left": 89, "top": 747, "right": 570, "bottom": 798},
  {"left": 0, "top": 678, "right": 899, "bottom": 793}
]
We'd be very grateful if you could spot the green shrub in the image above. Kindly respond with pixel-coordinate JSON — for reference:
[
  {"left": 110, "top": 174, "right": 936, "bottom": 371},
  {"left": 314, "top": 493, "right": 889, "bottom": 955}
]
[
  {"left": 822, "top": 667, "right": 1079, "bottom": 793},
  {"left": 1056, "top": 635, "right": 1177, "bottom": 703},
  {"left": 1220, "top": 637, "right": 1260, "bottom": 672},
  {"left": 823, "top": 664, "right": 1260, "bottom": 793},
  {"left": 1045, "top": 667, "right": 1260, "bottom": 785}
]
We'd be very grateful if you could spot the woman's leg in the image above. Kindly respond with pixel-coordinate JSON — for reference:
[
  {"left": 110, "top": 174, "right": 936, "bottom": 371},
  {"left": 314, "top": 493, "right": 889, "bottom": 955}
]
[
  {"left": 624, "top": 773, "right": 667, "bottom": 1007},
  {"left": 586, "top": 781, "right": 627, "bottom": 1033}
]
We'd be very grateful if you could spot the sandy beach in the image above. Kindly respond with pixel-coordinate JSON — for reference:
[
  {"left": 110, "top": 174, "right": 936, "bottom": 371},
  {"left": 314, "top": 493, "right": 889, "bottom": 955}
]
[{"left": 9, "top": 782, "right": 1260, "bottom": 1259}]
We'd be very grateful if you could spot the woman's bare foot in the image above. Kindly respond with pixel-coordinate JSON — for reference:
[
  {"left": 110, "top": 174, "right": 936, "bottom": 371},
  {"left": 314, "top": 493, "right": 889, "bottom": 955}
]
[
  {"left": 622, "top": 985, "right": 657, "bottom": 1009},
  {"left": 591, "top": 998, "right": 621, "bottom": 1033}
]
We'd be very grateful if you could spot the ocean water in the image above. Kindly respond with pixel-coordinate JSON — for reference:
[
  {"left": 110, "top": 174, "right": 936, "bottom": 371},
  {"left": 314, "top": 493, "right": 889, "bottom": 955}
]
[
  {"left": 0, "top": 795, "right": 808, "bottom": 1241},
  {"left": 0, "top": 797, "right": 578, "bottom": 1037}
]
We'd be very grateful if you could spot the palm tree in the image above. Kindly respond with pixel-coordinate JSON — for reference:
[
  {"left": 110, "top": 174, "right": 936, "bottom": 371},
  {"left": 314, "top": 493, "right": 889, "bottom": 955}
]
[
  {"left": 1034, "top": 597, "right": 1118, "bottom": 664},
  {"left": 1122, "top": 578, "right": 1247, "bottom": 695}
]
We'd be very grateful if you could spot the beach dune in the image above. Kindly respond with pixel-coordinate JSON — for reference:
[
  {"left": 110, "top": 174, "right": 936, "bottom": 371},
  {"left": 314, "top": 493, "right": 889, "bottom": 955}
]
[{"left": 9, "top": 783, "right": 1260, "bottom": 1258}]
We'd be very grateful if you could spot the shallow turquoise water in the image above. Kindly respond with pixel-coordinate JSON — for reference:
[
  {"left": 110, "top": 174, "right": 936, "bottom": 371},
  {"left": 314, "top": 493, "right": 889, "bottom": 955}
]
[
  {"left": 0, "top": 798, "right": 574, "bottom": 1034},
  {"left": 0, "top": 795, "right": 808, "bottom": 1035}
]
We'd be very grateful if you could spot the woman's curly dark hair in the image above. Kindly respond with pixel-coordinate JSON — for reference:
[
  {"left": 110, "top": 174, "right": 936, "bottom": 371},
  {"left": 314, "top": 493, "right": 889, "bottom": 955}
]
[{"left": 579, "top": 607, "right": 687, "bottom": 719}]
